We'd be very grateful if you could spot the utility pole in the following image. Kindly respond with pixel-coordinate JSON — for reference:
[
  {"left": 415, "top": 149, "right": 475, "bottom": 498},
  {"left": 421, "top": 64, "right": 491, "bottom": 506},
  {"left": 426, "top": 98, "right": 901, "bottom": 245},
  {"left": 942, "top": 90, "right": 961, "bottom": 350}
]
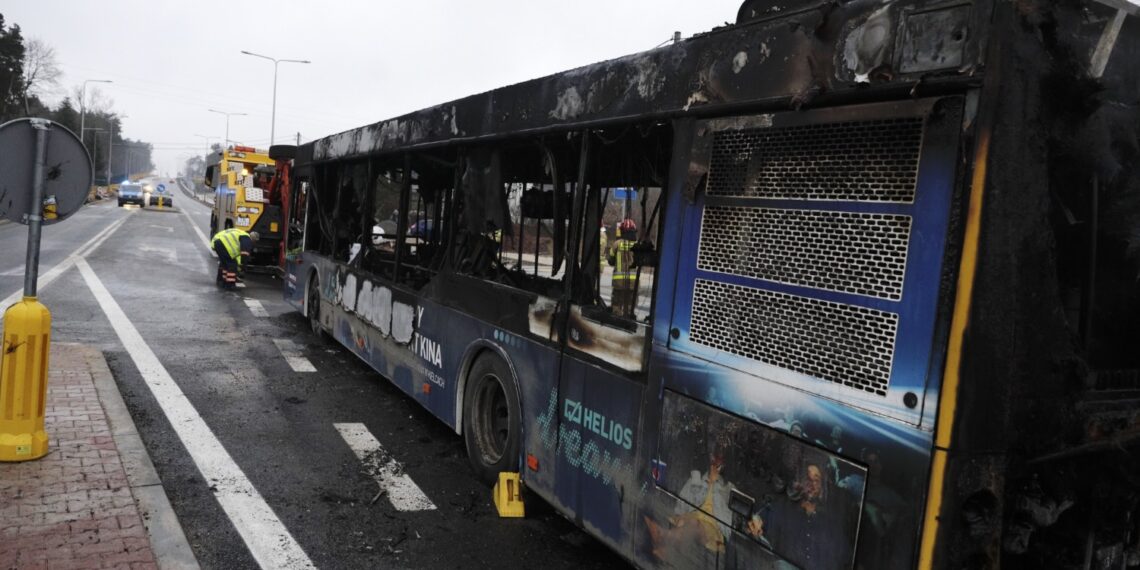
[{"left": 78, "top": 79, "right": 112, "bottom": 147}]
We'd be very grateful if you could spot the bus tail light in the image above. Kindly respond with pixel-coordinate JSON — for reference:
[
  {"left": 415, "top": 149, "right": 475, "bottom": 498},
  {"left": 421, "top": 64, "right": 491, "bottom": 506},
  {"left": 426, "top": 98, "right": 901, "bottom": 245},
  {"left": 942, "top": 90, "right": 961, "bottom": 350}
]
[{"left": 526, "top": 453, "right": 539, "bottom": 472}]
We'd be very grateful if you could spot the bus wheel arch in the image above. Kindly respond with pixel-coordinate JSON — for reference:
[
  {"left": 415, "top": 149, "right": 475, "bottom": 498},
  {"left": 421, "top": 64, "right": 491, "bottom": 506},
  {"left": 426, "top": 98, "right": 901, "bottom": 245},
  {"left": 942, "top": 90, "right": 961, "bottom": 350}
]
[{"left": 460, "top": 347, "right": 523, "bottom": 485}]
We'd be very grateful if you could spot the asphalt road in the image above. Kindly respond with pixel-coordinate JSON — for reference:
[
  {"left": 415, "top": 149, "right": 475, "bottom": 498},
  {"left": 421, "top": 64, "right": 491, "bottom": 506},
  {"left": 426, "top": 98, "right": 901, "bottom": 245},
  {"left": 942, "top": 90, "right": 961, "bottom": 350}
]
[{"left": 8, "top": 182, "right": 624, "bottom": 569}]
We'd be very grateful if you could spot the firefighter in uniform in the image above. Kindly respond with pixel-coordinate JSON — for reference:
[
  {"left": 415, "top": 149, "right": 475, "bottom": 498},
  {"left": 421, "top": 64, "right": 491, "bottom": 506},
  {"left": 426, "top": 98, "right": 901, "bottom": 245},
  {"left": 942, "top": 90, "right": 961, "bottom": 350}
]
[
  {"left": 211, "top": 228, "right": 259, "bottom": 290},
  {"left": 609, "top": 218, "right": 638, "bottom": 318}
]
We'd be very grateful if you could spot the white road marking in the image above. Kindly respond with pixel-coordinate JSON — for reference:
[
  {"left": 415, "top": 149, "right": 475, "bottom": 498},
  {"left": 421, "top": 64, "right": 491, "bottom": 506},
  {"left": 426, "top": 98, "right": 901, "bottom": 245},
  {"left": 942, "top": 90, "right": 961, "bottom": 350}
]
[
  {"left": 245, "top": 299, "right": 269, "bottom": 317},
  {"left": 139, "top": 243, "right": 178, "bottom": 265},
  {"left": 181, "top": 201, "right": 214, "bottom": 254},
  {"left": 76, "top": 258, "right": 315, "bottom": 570},
  {"left": 271, "top": 339, "right": 316, "bottom": 373},
  {"left": 1, "top": 212, "right": 133, "bottom": 309},
  {"left": 334, "top": 423, "right": 437, "bottom": 512}
]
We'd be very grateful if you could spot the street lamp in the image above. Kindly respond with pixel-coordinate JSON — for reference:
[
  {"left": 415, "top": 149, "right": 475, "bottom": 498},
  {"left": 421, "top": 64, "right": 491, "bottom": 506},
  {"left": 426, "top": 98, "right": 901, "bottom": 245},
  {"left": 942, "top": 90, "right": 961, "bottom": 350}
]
[
  {"left": 108, "top": 114, "right": 125, "bottom": 184},
  {"left": 82, "top": 127, "right": 106, "bottom": 182},
  {"left": 240, "top": 50, "right": 310, "bottom": 145},
  {"left": 208, "top": 109, "right": 248, "bottom": 147},
  {"left": 193, "top": 133, "right": 217, "bottom": 154},
  {"left": 79, "top": 79, "right": 112, "bottom": 146}
]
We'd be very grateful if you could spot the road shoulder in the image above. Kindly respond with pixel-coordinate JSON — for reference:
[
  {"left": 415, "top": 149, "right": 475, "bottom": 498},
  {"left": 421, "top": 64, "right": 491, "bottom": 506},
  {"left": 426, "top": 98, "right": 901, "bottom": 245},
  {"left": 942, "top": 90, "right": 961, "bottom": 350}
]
[{"left": 87, "top": 343, "right": 200, "bottom": 570}]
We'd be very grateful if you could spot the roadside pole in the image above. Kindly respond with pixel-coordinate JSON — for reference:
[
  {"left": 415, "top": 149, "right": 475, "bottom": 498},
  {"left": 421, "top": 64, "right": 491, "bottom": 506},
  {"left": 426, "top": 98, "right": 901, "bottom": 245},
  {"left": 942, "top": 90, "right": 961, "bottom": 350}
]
[{"left": 0, "top": 118, "right": 93, "bottom": 461}]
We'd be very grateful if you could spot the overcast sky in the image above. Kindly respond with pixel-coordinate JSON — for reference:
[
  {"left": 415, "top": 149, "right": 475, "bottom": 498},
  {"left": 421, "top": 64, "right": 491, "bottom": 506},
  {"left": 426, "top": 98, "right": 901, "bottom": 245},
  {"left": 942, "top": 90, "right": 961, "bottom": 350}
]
[{"left": 3, "top": 0, "right": 740, "bottom": 175}]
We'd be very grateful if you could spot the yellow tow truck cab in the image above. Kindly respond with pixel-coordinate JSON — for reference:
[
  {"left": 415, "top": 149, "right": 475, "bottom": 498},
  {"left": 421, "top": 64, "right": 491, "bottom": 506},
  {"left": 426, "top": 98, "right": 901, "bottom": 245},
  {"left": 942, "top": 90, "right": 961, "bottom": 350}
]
[{"left": 205, "top": 146, "right": 282, "bottom": 264}]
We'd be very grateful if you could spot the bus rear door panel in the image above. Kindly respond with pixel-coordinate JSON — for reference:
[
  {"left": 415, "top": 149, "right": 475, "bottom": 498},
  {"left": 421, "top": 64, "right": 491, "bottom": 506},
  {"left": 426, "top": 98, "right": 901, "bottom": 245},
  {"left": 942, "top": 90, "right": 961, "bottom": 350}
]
[{"left": 646, "top": 97, "right": 967, "bottom": 569}]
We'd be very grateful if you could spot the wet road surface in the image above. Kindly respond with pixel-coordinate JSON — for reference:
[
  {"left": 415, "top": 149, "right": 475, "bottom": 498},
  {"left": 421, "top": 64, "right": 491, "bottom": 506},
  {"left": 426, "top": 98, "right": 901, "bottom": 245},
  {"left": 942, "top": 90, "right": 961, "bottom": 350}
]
[{"left": 16, "top": 183, "right": 625, "bottom": 569}]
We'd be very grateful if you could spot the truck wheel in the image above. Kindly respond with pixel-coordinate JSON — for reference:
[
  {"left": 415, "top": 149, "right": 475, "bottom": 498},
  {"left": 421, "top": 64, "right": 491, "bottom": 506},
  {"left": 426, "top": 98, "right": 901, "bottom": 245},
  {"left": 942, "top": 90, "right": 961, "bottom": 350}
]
[{"left": 463, "top": 354, "right": 521, "bottom": 485}]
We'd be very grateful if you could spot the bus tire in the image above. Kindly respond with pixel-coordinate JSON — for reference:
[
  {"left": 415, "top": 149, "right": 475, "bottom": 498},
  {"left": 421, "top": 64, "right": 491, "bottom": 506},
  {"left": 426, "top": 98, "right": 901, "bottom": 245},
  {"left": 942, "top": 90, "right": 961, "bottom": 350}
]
[
  {"left": 462, "top": 354, "right": 521, "bottom": 485},
  {"left": 307, "top": 275, "right": 326, "bottom": 340}
]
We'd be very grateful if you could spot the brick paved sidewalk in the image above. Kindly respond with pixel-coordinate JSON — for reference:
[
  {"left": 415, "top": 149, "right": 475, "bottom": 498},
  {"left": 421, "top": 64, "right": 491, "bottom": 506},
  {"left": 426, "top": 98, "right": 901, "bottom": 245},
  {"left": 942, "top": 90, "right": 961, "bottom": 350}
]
[{"left": 1, "top": 344, "right": 159, "bottom": 570}]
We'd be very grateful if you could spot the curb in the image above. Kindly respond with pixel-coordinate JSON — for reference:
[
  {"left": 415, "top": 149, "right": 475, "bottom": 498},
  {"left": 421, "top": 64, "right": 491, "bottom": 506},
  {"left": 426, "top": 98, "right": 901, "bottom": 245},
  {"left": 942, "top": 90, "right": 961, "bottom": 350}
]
[{"left": 80, "top": 343, "right": 201, "bottom": 570}]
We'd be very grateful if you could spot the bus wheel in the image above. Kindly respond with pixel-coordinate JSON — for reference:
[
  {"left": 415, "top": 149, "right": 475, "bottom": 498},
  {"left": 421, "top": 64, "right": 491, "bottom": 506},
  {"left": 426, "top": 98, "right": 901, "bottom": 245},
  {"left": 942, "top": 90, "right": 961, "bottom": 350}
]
[
  {"left": 463, "top": 354, "right": 521, "bottom": 485},
  {"left": 307, "top": 276, "right": 325, "bottom": 340}
]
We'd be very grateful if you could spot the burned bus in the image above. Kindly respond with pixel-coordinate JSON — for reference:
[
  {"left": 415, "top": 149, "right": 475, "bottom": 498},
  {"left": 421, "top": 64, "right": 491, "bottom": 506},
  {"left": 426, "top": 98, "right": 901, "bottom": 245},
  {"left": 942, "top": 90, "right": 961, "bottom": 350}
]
[{"left": 282, "top": 1, "right": 1140, "bottom": 567}]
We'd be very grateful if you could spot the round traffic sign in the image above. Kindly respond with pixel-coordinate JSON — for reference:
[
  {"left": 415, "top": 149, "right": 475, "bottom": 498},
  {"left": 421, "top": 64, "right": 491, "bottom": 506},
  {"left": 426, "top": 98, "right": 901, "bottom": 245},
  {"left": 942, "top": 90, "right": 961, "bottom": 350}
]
[
  {"left": 157, "top": 183, "right": 166, "bottom": 192},
  {"left": 0, "top": 118, "right": 93, "bottom": 225}
]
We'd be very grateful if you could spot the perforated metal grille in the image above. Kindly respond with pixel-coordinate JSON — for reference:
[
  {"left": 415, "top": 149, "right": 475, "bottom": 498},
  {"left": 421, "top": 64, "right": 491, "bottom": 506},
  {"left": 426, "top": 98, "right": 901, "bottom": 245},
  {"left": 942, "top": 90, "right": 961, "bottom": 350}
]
[
  {"left": 698, "top": 207, "right": 912, "bottom": 300},
  {"left": 707, "top": 117, "right": 924, "bottom": 202},
  {"left": 690, "top": 279, "right": 898, "bottom": 395}
]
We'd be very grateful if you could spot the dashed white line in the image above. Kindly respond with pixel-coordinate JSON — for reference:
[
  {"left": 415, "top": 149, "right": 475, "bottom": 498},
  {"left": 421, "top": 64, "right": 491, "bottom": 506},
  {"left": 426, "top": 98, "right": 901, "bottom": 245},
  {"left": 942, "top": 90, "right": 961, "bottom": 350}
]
[
  {"left": 76, "top": 258, "right": 315, "bottom": 570},
  {"left": 244, "top": 299, "right": 269, "bottom": 317},
  {"left": 272, "top": 339, "right": 316, "bottom": 372},
  {"left": 334, "top": 423, "right": 437, "bottom": 512}
]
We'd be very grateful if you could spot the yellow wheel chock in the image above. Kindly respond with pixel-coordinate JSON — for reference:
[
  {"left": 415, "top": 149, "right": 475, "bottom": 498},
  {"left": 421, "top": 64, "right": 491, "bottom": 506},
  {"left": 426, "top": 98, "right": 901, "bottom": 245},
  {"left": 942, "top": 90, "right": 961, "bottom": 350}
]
[{"left": 493, "top": 472, "right": 525, "bottom": 518}]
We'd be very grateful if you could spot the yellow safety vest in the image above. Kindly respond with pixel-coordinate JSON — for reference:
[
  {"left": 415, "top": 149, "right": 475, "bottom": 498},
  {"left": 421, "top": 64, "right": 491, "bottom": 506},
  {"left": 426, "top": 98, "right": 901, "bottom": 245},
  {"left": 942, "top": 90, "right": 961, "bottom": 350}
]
[
  {"left": 612, "top": 240, "right": 635, "bottom": 285},
  {"left": 211, "top": 228, "right": 250, "bottom": 263}
]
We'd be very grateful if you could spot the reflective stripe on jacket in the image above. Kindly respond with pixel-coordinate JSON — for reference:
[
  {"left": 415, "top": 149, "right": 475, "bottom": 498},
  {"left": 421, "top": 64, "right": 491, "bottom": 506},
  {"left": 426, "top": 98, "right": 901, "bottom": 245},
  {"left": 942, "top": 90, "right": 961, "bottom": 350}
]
[
  {"left": 612, "top": 240, "right": 635, "bottom": 286},
  {"left": 211, "top": 228, "right": 250, "bottom": 261}
]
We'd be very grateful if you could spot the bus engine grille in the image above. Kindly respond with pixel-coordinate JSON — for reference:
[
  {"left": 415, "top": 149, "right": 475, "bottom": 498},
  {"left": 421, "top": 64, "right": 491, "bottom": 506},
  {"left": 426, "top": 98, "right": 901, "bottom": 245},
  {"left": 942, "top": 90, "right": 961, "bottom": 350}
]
[
  {"left": 689, "top": 279, "right": 898, "bottom": 395},
  {"left": 706, "top": 117, "right": 924, "bottom": 202},
  {"left": 697, "top": 207, "right": 912, "bottom": 300}
]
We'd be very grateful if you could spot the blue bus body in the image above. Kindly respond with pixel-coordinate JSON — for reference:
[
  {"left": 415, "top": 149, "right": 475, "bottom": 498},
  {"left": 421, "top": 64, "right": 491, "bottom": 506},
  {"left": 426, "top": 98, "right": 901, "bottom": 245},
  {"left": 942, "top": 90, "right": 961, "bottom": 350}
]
[{"left": 281, "top": 1, "right": 1140, "bottom": 567}]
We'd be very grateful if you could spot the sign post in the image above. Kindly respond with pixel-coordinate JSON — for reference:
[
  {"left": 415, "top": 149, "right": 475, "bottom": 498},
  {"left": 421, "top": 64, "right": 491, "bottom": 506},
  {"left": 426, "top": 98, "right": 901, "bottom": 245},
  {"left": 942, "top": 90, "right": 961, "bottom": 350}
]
[{"left": 0, "top": 118, "right": 92, "bottom": 461}]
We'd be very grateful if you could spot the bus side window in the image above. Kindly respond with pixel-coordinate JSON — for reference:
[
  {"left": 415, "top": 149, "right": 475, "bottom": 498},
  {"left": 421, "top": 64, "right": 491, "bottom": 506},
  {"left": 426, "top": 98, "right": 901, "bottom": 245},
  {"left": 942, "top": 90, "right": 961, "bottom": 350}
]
[
  {"left": 489, "top": 138, "right": 576, "bottom": 295},
  {"left": 362, "top": 161, "right": 403, "bottom": 282},
  {"left": 402, "top": 151, "right": 456, "bottom": 288},
  {"left": 581, "top": 125, "right": 669, "bottom": 323},
  {"left": 305, "top": 165, "right": 338, "bottom": 257},
  {"left": 332, "top": 161, "right": 368, "bottom": 265}
]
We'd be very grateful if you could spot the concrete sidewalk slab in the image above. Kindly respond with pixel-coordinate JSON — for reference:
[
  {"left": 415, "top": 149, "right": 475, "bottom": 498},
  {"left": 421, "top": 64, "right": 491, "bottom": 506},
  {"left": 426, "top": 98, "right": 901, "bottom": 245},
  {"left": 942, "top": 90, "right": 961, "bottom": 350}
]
[{"left": 0, "top": 343, "right": 198, "bottom": 570}]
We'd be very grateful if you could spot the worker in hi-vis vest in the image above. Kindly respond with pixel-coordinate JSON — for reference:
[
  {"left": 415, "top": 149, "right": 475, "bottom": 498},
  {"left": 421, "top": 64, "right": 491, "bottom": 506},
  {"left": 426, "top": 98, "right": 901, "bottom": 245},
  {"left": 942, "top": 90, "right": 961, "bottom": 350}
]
[
  {"left": 211, "top": 228, "right": 258, "bottom": 290},
  {"left": 608, "top": 218, "right": 638, "bottom": 318}
]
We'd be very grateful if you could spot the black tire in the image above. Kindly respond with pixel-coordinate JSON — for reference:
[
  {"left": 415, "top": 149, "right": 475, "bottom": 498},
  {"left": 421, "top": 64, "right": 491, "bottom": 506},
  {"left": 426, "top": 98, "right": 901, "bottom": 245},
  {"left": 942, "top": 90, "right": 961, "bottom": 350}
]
[
  {"left": 118, "top": 200, "right": 124, "bottom": 207},
  {"left": 463, "top": 354, "right": 521, "bottom": 485},
  {"left": 269, "top": 145, "right": 297, "bottom": 160},
  {"left": 209, "top": 215, "right": 217, "bottom": 236},
  {"left": 307, "top": 275, "right": 326, "bottom": 340}
]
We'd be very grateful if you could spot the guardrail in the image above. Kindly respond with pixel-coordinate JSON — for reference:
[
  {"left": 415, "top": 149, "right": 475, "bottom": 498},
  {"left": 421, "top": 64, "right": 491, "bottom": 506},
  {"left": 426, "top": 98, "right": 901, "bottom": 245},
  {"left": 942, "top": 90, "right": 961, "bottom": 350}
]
[{"left": 177, "top": 179, "right": 214, "bottom": 207}]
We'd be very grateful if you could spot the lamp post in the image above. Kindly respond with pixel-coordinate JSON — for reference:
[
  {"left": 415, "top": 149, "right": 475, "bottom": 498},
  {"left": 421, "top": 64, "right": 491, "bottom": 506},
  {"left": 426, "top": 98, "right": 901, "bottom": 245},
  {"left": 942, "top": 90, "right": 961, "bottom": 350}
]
[
  {"left": 82, "top": 127, "right": 106, "bottom": 183},
  {"left": 107, "top": 114, "right": 125, "bottom": 184},
  {"left": 193, "top": 133, "right": 216, "bottom": 154},
  {"left": 79, "top": 79, "right": 112, "bottom": 146},
  {"left": 240, "top": 50, "right": 310, "bottom": 145},
  {"left": 208, "top": 109, "right": 247, "bottom": 147}
]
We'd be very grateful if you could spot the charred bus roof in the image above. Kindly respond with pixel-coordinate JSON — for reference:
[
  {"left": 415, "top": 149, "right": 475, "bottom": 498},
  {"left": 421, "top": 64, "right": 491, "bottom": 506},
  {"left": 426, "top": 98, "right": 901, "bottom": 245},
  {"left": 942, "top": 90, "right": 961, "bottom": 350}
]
[{"left": 307, "top": 0, "right": 988, "bottom": 163}]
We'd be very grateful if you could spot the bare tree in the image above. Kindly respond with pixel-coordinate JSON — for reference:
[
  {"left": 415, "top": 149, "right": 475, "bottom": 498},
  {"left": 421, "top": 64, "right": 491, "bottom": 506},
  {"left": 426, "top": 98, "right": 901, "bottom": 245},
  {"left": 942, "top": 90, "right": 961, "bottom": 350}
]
[{"left": 22, "top": 38, "right": 60, "bottom": 113}]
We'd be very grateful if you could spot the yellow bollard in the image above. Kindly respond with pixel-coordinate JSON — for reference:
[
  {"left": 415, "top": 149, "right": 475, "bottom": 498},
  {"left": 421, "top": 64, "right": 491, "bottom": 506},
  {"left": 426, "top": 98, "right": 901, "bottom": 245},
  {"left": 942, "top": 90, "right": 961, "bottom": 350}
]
[{"left": 0, "top": 297, "right": 51, "bottom": 461}]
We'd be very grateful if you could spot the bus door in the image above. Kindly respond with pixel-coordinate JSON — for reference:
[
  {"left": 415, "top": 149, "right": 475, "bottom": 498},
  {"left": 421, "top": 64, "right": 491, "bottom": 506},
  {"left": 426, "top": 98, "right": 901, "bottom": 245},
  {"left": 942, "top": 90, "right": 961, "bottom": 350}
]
[
  {"left": 646, "top": 98, "right": 965, "bottom": 569},
  {"left": 547, "top": 126, "right": 671, "bottom": 549}
]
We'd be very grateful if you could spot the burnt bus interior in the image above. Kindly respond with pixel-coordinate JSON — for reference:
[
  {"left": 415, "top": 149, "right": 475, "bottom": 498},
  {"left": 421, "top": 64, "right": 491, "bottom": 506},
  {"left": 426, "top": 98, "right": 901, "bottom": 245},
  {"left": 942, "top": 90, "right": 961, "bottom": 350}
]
[
  {"left": 285, "top": 0, "right": 1140, "bottom": 567},
  {"left": 297, "top": 124, "right": 671, "bottom": 326}
]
